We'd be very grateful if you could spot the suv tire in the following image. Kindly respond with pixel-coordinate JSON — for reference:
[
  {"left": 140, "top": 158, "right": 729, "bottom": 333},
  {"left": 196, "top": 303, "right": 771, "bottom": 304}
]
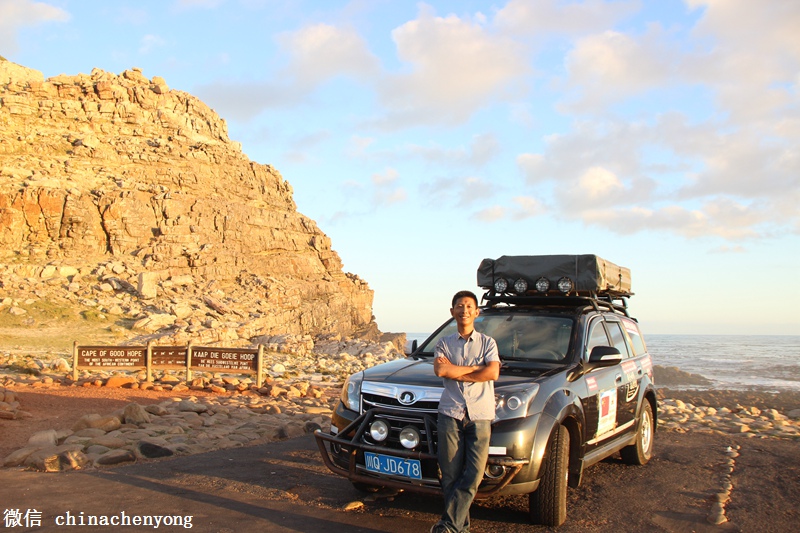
[
  {"left": 529, "top": 424, "right": 569, "bottom": 526},
  {"left": 620, "top": 400, "right": 654, "bottom": 465}
]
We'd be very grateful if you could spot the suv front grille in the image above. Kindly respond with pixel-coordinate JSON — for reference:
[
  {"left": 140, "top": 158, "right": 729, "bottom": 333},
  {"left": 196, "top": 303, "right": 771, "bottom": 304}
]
[{"left": 362, "top": 392, "right": 439, "bottom": 413}]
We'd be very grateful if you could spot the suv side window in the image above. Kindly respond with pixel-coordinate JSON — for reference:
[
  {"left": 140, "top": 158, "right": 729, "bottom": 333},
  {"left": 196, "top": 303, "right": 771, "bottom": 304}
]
[
  {"left": 585, "top": 318, "right": 610, "bottom": 360},
  {"left": 621, "top": 317, "right": 646, "bottom": 356},
  {"left": 606, "top": 321, "right": 632, "bottom": 358}
]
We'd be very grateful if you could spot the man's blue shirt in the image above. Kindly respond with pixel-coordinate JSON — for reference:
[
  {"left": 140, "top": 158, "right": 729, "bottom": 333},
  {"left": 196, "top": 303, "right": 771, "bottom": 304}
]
[{"left": 435, "top": 330, "right": 499, "bottom": 421}]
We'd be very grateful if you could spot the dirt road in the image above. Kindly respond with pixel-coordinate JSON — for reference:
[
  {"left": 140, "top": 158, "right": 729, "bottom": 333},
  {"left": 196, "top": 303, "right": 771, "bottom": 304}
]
[{"left": 1, "top": 430, "right": 797, "bottom": 532}]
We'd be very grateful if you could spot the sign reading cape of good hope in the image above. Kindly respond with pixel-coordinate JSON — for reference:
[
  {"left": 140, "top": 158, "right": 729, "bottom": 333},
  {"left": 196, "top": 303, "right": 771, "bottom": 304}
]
[
  {"left": 77, "top": 346, "right": 146, "bottom": 368},
  {"left": 73, "top": 342, "right": 264, "bottom": 387}
]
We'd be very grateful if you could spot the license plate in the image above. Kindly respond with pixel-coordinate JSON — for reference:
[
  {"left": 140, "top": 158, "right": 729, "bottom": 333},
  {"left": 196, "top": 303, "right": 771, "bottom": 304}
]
[{"left": 364, "top": 452, "right": 422, "bottom": 480}]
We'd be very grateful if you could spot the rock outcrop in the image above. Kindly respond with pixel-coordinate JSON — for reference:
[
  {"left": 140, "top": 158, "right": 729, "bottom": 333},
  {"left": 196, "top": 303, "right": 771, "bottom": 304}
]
[{"left": 0, "top": 59, "right": 374, "bottom": 339}]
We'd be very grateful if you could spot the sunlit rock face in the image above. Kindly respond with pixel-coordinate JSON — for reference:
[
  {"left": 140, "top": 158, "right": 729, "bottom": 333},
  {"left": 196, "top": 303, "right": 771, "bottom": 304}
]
[{"left": 0, "top": 60, "right": 374, "bottom": 339}]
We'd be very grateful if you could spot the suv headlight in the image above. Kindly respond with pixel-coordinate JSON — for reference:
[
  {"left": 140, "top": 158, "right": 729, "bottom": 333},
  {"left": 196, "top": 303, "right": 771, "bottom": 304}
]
[
  {"left": 495, "top": 384, "right": 539, "bottom": 421},
  {"left": 341, "top": 372, "right": 363, "bottom": 412}
]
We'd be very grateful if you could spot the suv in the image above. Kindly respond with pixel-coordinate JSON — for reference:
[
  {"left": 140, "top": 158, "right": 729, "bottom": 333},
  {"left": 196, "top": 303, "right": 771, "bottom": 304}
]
[{"left": 315, "top": 255, "right": 656, "bottom": 526}]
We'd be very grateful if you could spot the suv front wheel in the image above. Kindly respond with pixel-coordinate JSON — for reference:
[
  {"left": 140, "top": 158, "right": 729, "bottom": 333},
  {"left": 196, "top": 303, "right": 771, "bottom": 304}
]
[{"left": 529, "top": 424, "right": 569, "bottom": 526}]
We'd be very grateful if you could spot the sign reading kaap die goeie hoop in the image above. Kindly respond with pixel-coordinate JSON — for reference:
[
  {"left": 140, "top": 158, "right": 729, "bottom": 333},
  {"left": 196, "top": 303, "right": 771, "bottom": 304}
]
[{"left": 190, "top": 347, "right": 257, "bottom": 372}]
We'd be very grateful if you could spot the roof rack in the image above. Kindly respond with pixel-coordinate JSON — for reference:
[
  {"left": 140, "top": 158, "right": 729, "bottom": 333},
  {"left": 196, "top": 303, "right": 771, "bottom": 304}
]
[{"left": 482, "top": 293, "right": 631, "bottom": 317}]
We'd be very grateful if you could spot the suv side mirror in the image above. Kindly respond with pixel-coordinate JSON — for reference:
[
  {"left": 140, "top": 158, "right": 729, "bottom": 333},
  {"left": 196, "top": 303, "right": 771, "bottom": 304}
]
[
  {"left": 404, "top": 339, "right": 418, "bottom": 356},
  {"left": 585, "top": 346, "right": 623, "bottom": 371}
]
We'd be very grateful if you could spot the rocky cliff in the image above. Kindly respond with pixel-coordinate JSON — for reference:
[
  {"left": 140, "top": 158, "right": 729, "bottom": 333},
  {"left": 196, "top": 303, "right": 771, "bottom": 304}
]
[{"left": 0, "top": 59, "right": 376, "bottom": 345}]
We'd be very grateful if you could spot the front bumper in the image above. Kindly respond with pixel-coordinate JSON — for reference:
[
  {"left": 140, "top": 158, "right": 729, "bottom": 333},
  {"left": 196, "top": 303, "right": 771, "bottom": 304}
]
[{"left": 314, "top": 407, "right": 529, "bottom": 497}]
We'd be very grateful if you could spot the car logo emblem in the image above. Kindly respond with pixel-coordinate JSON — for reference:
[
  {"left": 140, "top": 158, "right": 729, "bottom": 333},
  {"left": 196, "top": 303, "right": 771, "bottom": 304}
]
[{"left": 398, "top": 391, "right": 416, "bottom": 405}]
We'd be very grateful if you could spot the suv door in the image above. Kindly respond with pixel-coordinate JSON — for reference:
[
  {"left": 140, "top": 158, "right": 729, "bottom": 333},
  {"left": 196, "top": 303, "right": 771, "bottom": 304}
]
[
  {"left": 580, "top": 316, "right": 627, "bottom": 451},
  {"left": 603, "top": 318, "right": 638, "bottom": 429}
]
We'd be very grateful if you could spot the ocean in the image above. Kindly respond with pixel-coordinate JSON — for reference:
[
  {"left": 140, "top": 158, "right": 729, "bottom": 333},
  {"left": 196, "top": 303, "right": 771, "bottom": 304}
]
[{"left": 406, "top": 333, "right": 800, "bottom": 392}]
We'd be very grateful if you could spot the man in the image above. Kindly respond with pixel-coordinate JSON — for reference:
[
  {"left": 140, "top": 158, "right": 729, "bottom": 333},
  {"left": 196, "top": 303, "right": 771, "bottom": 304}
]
[{"left": 431, "top": 290, "right": 500, "bottom": 533}]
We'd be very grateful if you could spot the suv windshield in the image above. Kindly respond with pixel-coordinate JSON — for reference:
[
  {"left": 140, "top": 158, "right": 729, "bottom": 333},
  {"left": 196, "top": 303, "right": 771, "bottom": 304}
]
[{"left": 418, "top": 314, "right": 574, "bottom": 362}]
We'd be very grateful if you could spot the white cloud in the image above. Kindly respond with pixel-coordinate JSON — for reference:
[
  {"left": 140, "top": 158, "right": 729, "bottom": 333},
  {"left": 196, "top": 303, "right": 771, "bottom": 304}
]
[
  {"left": 681, "top": 0, "right": 800, "bottom": 126},
  {"left": 375, "top": 4, "right": 529, "bottom": 127},
  {"left": 197, "top": 22, "right": 378, "bottom": 121},
  {"left": 371, "top": 168, "right": 399, "bottom": 186},
  {"left": 371, "top": 168, "right": 406, "bottom": 206},
  {"left": 577, "top": 166, "right": 624, "bottom": 199},
  {"left": 276, "top": 23, "right": 380, "bottom": 89},
  {"left": 0, "top": 0, "right": 69, "bottom": 55},
  {"left": 510, "top": 196, "right": 547, "bottom": 220},
  {"left": 560, "top": 27, "right": 675, "bottom": 111},
  {"left": 515, "top": 108, "right": 799, "bottom": 240},
  {"left": 494, "top": 0, "right": 640, "bottom": 37},
  {"left": 578, "top": 200, "right": 763, "bottom": 241},
  {"left": 405, "top": 134, "right": 500, "bottom": 167},
  {"left": 421, "top": 176, "right": 498, "bottom": 208},
  {"left": 474, "top": 206, "right": 506, "bottom": 222}
]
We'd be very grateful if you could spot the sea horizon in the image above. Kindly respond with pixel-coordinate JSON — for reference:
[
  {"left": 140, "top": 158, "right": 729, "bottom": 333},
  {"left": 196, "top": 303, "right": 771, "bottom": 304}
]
[{"left": 403, "top": 332, "right": 800, "bottom": 392}]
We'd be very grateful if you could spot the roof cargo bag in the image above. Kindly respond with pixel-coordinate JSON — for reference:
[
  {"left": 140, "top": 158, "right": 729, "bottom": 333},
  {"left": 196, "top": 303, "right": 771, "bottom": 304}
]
[{"left": 477, "top": 254, "right": 631, "bottom": 296}]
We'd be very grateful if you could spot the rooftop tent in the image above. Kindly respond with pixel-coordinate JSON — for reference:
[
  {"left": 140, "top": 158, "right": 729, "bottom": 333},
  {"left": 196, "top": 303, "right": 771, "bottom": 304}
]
[{"left": 477, "top": 254, "right": 631, "bottom": 296}]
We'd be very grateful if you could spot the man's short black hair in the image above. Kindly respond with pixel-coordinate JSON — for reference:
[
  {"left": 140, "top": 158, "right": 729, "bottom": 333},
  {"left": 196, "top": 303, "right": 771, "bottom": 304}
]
[{"left": 451, "top": 290, "right": 479, "bottom": 309}]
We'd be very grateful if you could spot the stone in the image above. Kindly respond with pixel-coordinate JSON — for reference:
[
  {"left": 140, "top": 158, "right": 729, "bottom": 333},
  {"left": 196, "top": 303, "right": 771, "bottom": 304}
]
[
  {"left": 137, "top": 272, "right": 159, "bottom": 299},
  {"left": 177, "top": 400, "right": 208, "bottom": 413},
  {"left": 343, "top": 501, "right": 364, "bottom": 511},
  {"left": 135, "top": 440, "right": 174, "bottom": 459},
  {"left": 90, "top": 435, "right": 127, "bottom": 449},
  {"left": 144, "top": 404, "right": 169, "bottom": 416},
  {"left": 95, "top": 449, "right": 136, "bottom": 466},
  {"left": 105, "top": 375, "right": 137, "bottom": 388},
  {"left": 23, "top": 444, "right": 85, "bottom": 472},
  {"left": 123, "top": 403, "right": 152, "bottom": 425},
  {"left": 27, "top": 429, "right": 58, "bottom": 447},
  {"left": 72, "top": 414, "right": 122, "bottom": 432},
  {"left": 3, "top": 446, "right": 40, "bottom": 467}
]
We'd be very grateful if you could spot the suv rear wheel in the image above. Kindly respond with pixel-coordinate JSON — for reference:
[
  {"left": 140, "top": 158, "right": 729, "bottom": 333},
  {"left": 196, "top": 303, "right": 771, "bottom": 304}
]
[
  {"left": 620, "top": 400, "right": 654, "bottom": 465},
  {"left": 529, "top": 424, "right": 569, "bottom": 526}
]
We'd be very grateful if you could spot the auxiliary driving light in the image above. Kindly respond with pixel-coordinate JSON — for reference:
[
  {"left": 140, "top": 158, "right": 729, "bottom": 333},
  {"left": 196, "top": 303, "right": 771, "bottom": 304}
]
[
  {"left": 494, "top": 278, "right": 509, "bottom": 293},
  {"left": 557, "top": 277, "right": 574, "bottom": 294},
  {"left": 535, "top": 277, "right": 550, "bottom": 293},
  {"left": 506, "top": 395, "right": 523, "bottom": 410},
  {"left": 485, "top": 464, "right": 506, "bottom": 479},
  {"left": 513, "top": 278, "right": 528, "bottom": 294},
  {"left": 399, "top": 426, "right": 421, "bottom": 449},
  {"left": 369, "top": 419, "right": 390, "bottom": 442}
]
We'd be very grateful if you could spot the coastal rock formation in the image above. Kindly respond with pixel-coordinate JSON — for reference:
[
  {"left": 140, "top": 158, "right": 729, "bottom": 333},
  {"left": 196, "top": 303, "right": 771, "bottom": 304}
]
[{"left": 0, "top": 59, "right": 374, "bottom": 339}]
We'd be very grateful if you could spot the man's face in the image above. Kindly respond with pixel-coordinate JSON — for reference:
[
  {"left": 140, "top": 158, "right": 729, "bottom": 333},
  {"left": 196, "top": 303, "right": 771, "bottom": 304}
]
[{"left": 450, "top": 296, "right": 480, "bottom": 328}]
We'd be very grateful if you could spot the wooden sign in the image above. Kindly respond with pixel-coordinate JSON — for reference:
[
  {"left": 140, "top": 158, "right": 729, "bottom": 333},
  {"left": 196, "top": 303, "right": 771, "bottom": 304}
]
[
  {"left": 190, "top": 346, "right": 258, "bottom": 372},
  {"left": 76, "top": 346, "right": 146, "bottom": 368}
]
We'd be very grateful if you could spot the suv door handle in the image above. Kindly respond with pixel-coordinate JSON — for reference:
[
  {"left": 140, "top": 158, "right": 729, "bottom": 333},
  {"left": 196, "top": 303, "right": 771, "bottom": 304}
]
[{"left": 615, "top": 374, "right": 623, "bottom": 384}]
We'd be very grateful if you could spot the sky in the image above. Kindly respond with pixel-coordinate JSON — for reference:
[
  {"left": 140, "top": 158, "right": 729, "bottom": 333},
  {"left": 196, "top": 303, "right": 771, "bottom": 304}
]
[{"left": 2, "top": 0, "right": 799, "bottom": 336}]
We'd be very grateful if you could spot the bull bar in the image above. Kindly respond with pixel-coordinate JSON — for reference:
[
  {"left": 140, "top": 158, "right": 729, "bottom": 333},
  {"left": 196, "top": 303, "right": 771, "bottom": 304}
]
[{"left": 314, "top": 407, "right": 529, "bottom": 498}]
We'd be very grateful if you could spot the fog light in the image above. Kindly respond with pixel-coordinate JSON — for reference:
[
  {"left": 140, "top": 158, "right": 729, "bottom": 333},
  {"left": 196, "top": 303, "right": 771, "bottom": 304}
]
[
  {"left": 513, "top": 278, "right": 528, "bottom": 294},
  {"left": 485, "top": 464, "right": 506, "bottom": 479},
  {"left": 399, "top": 426, "right": 420, "bottom": 449},
  {"left": 369, "top": 419, "right": 390, "bottom": 442},
  {"left": 557, "top": 277, "right": 574, "bottom": 294},
  {"left": 535, "top": 277, "right": 550, "bottom": 292},
  {"left": 494, "top": 278, "right": 508, "bottom": 293}
]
